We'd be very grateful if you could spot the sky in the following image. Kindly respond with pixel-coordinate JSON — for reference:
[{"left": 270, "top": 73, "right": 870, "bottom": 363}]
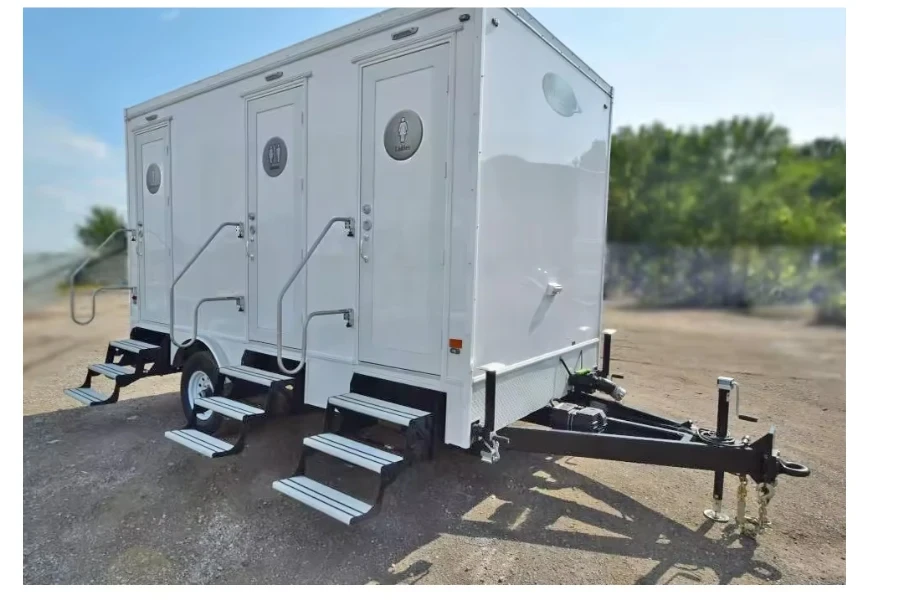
[{"left": 22, "top": 7, "right": 845, "bottom": 253}]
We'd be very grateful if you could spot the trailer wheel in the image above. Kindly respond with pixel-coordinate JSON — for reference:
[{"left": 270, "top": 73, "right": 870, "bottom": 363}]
[{"left": 180, "top": 351, "right": 224, "bottom": 435}]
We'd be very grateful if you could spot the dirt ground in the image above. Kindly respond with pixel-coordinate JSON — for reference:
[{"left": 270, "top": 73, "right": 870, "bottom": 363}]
[{"left": 22, "top": 294, "right": 845, "bottom": 584}]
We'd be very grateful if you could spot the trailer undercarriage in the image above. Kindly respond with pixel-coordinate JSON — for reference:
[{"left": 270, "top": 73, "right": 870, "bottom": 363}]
[{"left": 475, "top": 331, "right": 810, "bottom": 538}]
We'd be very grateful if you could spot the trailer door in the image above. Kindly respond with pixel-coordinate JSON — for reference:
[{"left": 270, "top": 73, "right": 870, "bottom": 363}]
[
  {"left": 135, "top": 124, "right": 172, "bottom": 325},
  {"left": 358, "top": 44, "right": 450, "bottom": 376},
  {"left": 246, "top": 84, "right": 306, "bottom": 347}
]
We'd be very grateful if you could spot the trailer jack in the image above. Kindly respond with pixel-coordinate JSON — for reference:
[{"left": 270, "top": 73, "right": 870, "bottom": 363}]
[{"left": 477, "top": 331, "right": 810, "bottom": 538}]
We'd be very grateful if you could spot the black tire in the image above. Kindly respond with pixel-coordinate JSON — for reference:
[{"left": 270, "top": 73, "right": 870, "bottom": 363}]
[{"left": 180, "top": 350, "right": 225, "bottom": 435}]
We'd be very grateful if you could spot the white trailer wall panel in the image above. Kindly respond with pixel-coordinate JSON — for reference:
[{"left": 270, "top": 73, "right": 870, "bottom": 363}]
[
  {"left": 126, "top": 9, "right": 478, "bottom": 369},
  {"left": 471, "top": 8, "right": 612, "bottom": 431}
]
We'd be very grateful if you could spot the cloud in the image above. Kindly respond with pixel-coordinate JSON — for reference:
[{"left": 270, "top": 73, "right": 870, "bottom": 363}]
[
  {"left": 24, "top": 103, "right": 126, "bottom": 252},
  {"left": 62, "top": 133, "right": 109, "bottom": 160},
  {"left": 160, "top": 9, "right": 180, "bottom": 22}
]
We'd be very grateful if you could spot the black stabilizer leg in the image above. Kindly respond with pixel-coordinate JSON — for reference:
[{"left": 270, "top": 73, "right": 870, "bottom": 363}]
[
  {"left": 600, "top": 329, "right": 615, "bottom": 378},
  {"left": 484, "top": 370, "right": 496, "bottom": 437},
  {"left": 479, "top": 368, "right": 503, "bottom": 464},
  {"left": 704, "top": 377, "right": 733, "bottom": 523}
]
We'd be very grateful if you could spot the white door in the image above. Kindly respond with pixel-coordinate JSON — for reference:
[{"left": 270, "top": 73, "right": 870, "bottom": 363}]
[
  {"left": 247, "top": 85, "right": 306, "bottom": 346},
  {"left": 135, "top": 125, "right": 171, "bottom": 325},
  {"left": 358, "top": 44, "right": 450, "bottom": 375}
]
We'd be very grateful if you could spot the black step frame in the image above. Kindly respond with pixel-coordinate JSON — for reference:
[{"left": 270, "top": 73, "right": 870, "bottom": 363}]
[{"left": 71, "top": 335, "right": 173, "bottom": 405}]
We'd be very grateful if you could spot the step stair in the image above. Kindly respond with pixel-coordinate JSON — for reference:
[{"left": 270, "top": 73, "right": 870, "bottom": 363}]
[
  {"left": 165, "top": 395, "right": 265, "bottom": 458},
  {"left": 63, "top": 338, "right": 167, "bottom": 408},
  {"left": 195, "top": 396, "right": 265, "bottom": 421},
  {"left": 273, "top": 392, "right": 432, "bottom": 525},
  {"left": 89, "top": 363, "right": 136, "bottom": 380},
  {"left": 63, "top": 386, "right": 112, "bottom": 406},
  {"left": 164, "top": 363, "right": 290, "bottom": 460},
  {"left": 164, "top": 428, "right": 237, "bottom": 458},
  {"left": 219, "top": 365, "right": 293, "bottom": 388},
  {"left": 110, "top": 339, "right": 159, "bottom": 355},
  {"left": 272, "top": 476, "right": 374, "bottom": 525},
  {"left": 329, "top": 392, "right": 430, "bottom": 427},
  {"left": 304, "top": 433, "right": 402, "bottom": 474}
]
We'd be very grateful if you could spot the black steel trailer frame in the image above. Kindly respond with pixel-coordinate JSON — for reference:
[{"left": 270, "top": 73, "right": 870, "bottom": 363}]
[{"left": 474, "top": 330, "right": 810, "bottom": 537}]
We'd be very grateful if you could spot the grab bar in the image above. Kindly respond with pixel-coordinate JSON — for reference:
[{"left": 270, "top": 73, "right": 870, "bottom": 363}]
[
  {"left": 278, "top": 308, "right": 355, "bottom": 375},
  {"left": 177, "top": 295, "right": 246, "bottom": 348},
  {"left": 170, "top": 221, "right": 244, "bottom": 349},
  {"left": 69, "top": 227, "right": 135, "bottom": 325},
  {"left": 276, "top": 216, "right": 355, "bottom": 374}
]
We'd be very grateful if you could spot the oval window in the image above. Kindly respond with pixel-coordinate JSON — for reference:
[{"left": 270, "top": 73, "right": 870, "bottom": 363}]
[{"left": 542, "top": 72, "right": 581, "bottom": 117}]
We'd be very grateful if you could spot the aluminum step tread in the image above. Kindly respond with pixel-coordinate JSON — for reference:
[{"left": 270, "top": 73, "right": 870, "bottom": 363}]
[
  {"left": 110, "top": 339, "right": 159, "bottom": 353},
  {"left": 219, "top": 365, "right": 293, "bottom": 387},
  {"left": 304, "top": 433, "right": 402, "bottom": 473},
  {"left": 195, "top": 396, "right": 265, "bottom": 421},
  {"left": 89, "top": 363, "right": 136, "bottom": 379},
  {"left": 64, "top": 387, "right": 107, "bottom": 406},
  {"left": 329, "top": 392, "right": 429, "bottom": 427},
  {"left": 165, "top": 428, "right": 234, "bottom": 458},
  {"left": 272, "top": 476, "right": 372, "bottom": 525}
]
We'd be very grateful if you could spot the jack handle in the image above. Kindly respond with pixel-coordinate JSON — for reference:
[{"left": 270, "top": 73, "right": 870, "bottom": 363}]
[{"left": 718, "top": 377, "right": 758, "bottom": 423}]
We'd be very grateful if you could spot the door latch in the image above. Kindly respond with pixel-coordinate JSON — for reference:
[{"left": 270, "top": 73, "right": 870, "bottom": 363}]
[{"left": 246, "top": 213, "right": 256, "bottom": 259}]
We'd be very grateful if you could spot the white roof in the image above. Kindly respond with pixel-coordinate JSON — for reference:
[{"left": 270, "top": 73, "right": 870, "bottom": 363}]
[{"left": 125, "top": 8, "right": 612, "bottom": 120}]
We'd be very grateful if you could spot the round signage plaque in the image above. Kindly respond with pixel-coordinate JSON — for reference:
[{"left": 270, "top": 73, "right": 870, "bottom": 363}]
[
  {"left": 146, "top": 164, "right": 161, "bottom": 194},
  {"left": 384, "top": 110, "right": 423, "bottom": 161},
  {"left": 262, "top": 137, "right": 288, "bottom": 177}
]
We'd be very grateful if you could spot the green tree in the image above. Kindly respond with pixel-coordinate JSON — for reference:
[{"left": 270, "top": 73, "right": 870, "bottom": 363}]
[
  {"left": 605, "top": 117, "right": 844, "bottom": 248},
  {"left": 601, "top": 116, "right": 845, "bottom": 316},
  {"left": 76, "top": 206, "right": 127, "bottom": 253}
]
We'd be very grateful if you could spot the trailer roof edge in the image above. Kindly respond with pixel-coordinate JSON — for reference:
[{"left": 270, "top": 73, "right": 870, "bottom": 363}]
[
  {"left": 124, "top": 7, "right": 447, "bottom": 121},
  {"left": 505, "top": 8, "right": 613, "bottom": 98}
]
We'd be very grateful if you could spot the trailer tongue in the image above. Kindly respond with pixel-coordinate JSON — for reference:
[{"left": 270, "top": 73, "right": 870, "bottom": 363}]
[{"left": 476, "top": 330, "right": 810, "bottom": 538}]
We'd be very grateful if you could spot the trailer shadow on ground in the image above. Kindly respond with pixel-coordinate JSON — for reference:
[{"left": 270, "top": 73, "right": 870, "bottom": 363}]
[{"left": 24, "top": 389, "right": 780, "bottom": 585}]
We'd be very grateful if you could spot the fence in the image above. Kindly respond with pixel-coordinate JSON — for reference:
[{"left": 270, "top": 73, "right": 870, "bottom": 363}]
[
  {"left": 23, "top": 251, "right": 127, "bottom": 315},
  {"left": 604, "top": 243, "right": 845, "bottom": 322}
]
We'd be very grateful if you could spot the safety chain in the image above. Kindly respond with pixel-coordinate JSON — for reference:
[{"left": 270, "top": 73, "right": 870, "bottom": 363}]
[
  {"left": 737, "top": 478, "right": 776, "bottom": 538},
  {"left": 736, "top": 474, "right": 749, "bottom": 535},
  {"left": 756, "top": 481, "right": 776, "bottom": 530}
]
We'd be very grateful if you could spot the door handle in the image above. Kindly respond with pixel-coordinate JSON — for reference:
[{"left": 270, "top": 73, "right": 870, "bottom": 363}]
[
  {"left": 246, "top": 213, "right": 256, "bottom": 260},
  {"left": 360, "top": 247, "right": 369, "bottom": 263},
  {"left": 136, "top": 222, "right": 144, "bottom": 257}
]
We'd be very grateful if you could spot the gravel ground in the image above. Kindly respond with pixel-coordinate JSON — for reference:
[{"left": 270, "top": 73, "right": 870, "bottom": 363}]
[{"left": 23, "top": 294, "right": 845, "bottom": 584}]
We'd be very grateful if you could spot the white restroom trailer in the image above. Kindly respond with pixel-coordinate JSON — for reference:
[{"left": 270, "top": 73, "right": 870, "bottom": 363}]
[{"left": 67, "top": 7, "right": 618, "bottom": 524}]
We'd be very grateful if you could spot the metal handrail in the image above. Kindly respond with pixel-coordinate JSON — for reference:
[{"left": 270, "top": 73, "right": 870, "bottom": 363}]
[
  {"left": 170, "top": 221, "right": 244, "bottom": 349},
  {"left": 276, "top": 216, "right": 355, "bottom": 374},
  {"left": 177, "top": 295, "right": 246, "bottom": 348},
  {"left": 71, "top": 285, "right": 135, "bottom": 325},
  {"left": 70, "top": 228, "right": 135, "bottom": 325},
  {"left": 278, "top": 308, "right": 355, "bottom": 375}
]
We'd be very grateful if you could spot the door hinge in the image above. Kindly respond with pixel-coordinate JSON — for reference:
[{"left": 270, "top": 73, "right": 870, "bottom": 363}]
[
  {"left": 301, "top": 112, "right": 304, "bottom": 125},
  {"left": 165, "top": 145, "right": 169, "bottom": 155},
  {"left": 446, "top": 75, "right": 450, "bottom": 93},
  {"left": 301, "top": 178, "right": 304, "bottom": 192},
  {"left": 444, "top": 162, "right": 448, "bottom": 178}
]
